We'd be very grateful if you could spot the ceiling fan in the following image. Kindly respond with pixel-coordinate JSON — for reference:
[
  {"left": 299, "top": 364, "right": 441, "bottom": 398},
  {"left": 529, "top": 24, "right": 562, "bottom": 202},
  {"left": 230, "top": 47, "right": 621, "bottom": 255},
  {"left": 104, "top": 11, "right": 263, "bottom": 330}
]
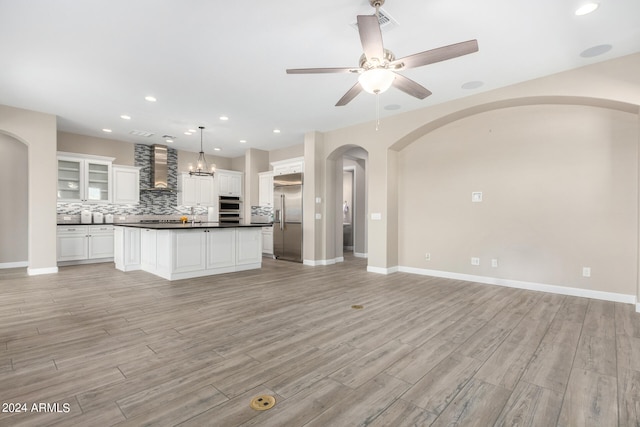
[{"left": 286, "top": 0, "right": 479, "bottom": 106}]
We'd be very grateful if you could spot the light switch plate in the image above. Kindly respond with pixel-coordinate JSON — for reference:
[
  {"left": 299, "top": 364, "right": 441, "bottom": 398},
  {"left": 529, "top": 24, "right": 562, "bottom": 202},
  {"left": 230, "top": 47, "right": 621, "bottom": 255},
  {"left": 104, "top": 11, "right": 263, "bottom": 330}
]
[
  {"left": 315, "top": 213, "right": 322, "bottom": 220},
  {"left": 371, "top": 213, "right": 382, "bottom": 220},
  {"left": 472, "top": 192, "right": 483, "bottom": 202}
]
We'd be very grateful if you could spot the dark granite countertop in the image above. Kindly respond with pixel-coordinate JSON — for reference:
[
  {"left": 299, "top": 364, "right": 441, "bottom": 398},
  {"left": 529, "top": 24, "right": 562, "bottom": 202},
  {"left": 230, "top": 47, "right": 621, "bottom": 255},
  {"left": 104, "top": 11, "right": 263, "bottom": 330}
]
[{"left": 112, "top": 222, "right": 270, "bottom": 229}]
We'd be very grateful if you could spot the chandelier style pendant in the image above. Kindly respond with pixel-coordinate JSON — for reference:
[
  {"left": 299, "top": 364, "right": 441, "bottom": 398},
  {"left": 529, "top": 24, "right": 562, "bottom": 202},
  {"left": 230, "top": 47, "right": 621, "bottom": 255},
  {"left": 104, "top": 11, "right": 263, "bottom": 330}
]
[{"left": 189, "top": 126, "right": 215, "bottom": 177}]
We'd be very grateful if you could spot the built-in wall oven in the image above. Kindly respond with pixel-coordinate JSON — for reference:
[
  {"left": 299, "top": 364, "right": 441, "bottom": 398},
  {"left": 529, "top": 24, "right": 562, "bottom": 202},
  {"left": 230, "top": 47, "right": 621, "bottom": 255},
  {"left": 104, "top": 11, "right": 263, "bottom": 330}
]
[{"left": 219, "top": 196, "right": 241, "bottom": 223}]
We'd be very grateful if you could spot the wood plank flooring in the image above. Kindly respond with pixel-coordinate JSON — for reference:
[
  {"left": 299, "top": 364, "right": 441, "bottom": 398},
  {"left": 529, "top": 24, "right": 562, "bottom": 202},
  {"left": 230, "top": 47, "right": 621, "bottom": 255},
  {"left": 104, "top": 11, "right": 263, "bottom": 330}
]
[{"left": 1, "top": 256, "right": 640, "bottom": 426}]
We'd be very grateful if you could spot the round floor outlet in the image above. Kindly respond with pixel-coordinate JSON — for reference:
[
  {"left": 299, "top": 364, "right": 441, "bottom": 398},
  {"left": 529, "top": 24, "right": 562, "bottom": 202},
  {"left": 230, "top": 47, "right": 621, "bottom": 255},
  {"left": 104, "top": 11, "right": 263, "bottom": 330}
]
[
  {"left": 249, "top": 395, "right": 276, "bottom": 411},
  {"left": 351, "top": 304, "right": 364, "bottom": 309}
]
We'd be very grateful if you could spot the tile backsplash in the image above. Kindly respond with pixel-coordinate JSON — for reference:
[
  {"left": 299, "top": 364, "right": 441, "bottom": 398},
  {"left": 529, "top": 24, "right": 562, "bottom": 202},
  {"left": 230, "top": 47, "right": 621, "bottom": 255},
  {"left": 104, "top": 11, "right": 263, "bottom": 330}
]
[{"left": 56, "top": 144, "right": 210, "bottom": 217}]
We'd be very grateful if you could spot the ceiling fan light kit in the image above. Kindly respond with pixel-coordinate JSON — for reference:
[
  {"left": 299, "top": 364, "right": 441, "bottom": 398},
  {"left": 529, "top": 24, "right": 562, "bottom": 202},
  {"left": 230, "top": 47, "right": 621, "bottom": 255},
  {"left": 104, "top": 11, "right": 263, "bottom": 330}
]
[{"left": 286, "top": 0, "right": 479, "bottom": 112}]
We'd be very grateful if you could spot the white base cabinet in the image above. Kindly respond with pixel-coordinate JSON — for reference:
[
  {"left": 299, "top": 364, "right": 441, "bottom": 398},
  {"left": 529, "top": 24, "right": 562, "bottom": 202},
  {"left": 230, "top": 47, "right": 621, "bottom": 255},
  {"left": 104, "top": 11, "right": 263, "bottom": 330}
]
[
  {"left": 262, "top": 227, "right": 273, "bottom": 255},
  {"left": 114, "top": 226, "right": 262, "bottom": 281},
  {"left": 57, "top": 225, "right": 114, "bottom": 264},
  {"left": 114, "top": 227, "right": 141, "bottom": 271}
]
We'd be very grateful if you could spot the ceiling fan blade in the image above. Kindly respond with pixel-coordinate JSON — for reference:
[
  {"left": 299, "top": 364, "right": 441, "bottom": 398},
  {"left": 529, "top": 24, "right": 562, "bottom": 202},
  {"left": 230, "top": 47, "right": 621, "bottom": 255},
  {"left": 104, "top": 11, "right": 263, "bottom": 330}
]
[
  {"left": 335, "top": 82, "right": 363, "bottom": 106},
  {"left": 392, "top": 73, "right": 432, "bottom": 99},
  {"left": 391, "top": 39, "right": 479, "bottom": 70},
  {"left": 357, "top": 15, "right": 384, "bottom": 63},
  {"left": 286, "top": 67, "right": 359, "bottom": 74}
]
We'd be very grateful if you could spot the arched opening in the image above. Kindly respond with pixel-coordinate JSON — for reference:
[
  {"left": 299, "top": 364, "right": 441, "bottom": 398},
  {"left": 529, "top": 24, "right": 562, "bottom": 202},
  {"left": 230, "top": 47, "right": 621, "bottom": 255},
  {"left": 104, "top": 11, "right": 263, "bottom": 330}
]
[
  {"left": 0, "top": 132, "right": 28, "bottom": 269},
  {"left": 326, "top": 145, "right": 368, "bottom": 263}
]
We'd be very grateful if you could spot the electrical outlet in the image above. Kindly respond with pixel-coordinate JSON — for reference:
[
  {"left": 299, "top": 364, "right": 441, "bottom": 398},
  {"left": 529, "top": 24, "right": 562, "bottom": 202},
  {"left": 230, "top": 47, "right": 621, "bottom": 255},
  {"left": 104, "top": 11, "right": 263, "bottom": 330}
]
[
  {"left": 425, "top": 253, "right": 431, "bottom": 261},
  {"left": 491, "top": 259, "right": 498, "bottom": 268},
  {"left": 582, "top": 267, "right": 591, "bottom": 277},
  {"left": 471, "top": 257, "right": 480, "bottom": 266}
]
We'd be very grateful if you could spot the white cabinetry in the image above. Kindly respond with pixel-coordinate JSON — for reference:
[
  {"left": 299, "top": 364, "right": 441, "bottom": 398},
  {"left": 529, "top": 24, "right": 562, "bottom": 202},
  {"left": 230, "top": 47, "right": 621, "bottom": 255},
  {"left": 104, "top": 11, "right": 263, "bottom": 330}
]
[
  {"left": 237, "top": 228, "right": 262, "bottom": 265},
  {"left": 207, "top": 228, "right": 236, "bottom": 269},
  {"left": 258, "top": 171, "right": 274, "bottom": 207},
  {"left": 112, "top": 165, "right": 140, "bottom": 204},
  {"left": 178, "top": 173, "right": 215, "bottom": 206},
  {"left": 140, "top": 228, "right": 157, "bottom": 270},
  {"left": 57, "top": 225, "right": 114, "bottom": 263},
  {"left": 57, "top": 153, "right": 115, "bottom": 203},
  {"left": 271, "top": 157, "right": 304, "bottom": 176},
  {"left": 116, "top": 226, "right": 263, "bottom": 280},
  {"left": 217, "top": 169, "right": 243, "bottom": 197},
  {"left": 114, "top": 227, "right": 140, "bottom": 271},
  {"left": 262, "top": 227, "right": 273, "bottom": 255}
]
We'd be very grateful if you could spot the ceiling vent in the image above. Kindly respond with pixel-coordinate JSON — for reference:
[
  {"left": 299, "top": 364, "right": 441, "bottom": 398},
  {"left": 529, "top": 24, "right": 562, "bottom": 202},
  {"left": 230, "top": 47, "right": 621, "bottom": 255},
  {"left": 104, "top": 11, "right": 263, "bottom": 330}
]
[
  {"left": 130, "top": 130, "right": 154, "bottom": 137},
  {"left": 351, "top": 8, "right": 398, "bottom": 32}
]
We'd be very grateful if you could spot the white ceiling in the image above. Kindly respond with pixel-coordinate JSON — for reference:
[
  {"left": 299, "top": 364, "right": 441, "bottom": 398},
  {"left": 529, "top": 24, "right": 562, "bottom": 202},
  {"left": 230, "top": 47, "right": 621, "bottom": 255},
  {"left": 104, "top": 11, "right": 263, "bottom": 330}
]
[{"left": 1, "top": 0, "right": 639, "bottom": 158}]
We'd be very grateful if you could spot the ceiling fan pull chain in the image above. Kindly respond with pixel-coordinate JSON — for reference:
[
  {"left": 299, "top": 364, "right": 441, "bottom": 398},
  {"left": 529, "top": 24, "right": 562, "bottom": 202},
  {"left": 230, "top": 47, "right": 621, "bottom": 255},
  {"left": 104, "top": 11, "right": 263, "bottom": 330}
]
[{"left": 375, "top": 92, "right": 380, "bottom": 131}]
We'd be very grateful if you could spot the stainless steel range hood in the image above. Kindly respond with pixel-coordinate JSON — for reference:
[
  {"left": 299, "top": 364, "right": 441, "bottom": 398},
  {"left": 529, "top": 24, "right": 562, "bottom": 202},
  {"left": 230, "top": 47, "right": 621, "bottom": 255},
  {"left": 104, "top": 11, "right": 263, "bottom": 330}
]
[{"left": 142, "top": 144, "right": 176, "bottom": 191}]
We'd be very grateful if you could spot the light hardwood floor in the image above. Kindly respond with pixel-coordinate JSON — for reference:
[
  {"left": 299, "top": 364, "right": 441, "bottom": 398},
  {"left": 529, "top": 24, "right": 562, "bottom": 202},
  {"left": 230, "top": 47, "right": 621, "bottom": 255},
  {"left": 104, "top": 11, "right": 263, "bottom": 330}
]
[{"left": 1, "top": 256, "right": 639, "bottom": 426}]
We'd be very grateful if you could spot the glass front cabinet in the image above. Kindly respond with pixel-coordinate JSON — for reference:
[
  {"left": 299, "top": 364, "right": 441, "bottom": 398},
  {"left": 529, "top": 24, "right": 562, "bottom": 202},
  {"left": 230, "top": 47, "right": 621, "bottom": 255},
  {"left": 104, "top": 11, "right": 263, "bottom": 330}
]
[{"left": 57, "top": 153, "right": 115, "bottom": 203}]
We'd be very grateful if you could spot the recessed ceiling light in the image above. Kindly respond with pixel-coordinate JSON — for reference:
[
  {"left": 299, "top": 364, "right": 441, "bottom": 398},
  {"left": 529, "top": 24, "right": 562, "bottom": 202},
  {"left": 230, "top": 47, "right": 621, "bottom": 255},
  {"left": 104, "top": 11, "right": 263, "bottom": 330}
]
[
  {"left": 184, "top": 131, "right": 192, "bottom": 135},
  {"left": 120, "top": 115, "right": 131, "bottom": 120},
  {"left": 102, "top": 128, "right": 112, "bottom": 133},
  {"left": 461, "top": 80, "right": 484, "bottom": 90},
  {"left": 580, "top": 44, "right": 612, "bottom": 58},
  {"left": 219, "top": 116, "right": 229, "bottom": 121},
  {"left": 165, "top": 139, "right": 173, "bottom": 143},
  {"left": 145, "top": 96, "right": 157, "bottom": 102},
  {"left": 188, "top": 129, "right": 197, "bottom": 133},
  {"left": 240, "top": 139, "right": 247, "bottom": 143},
  {"left": 384, "top": 104, "right": 401, "bottom": 111},
  {"left": 273, "top": 129, "right": 281, "bottom": 134},
  {"left": 575, "top": 3, "right": 599, "bottom": 15},
  {"left": 213, "top": 147, "right": 221, "bottom": 151}
]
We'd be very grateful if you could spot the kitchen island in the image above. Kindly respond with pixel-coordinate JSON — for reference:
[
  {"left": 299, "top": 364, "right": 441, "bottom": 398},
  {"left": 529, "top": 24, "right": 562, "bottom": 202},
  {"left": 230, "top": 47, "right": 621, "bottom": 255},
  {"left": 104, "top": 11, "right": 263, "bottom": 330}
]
[{"left": 114, "top": 222, "right": 268, "bottom": 281}]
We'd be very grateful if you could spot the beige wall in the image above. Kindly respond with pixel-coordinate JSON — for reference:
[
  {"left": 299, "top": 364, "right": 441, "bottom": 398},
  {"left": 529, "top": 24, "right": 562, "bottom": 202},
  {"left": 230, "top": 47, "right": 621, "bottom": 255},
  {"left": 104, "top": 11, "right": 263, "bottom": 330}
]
[
  {"left": 0, "top": 133, "right": 28, "bottom": 265},
  {"left": 270, "top": 143, "right": 304, "bottom": 165},
  {"left": 398, "top": 104, "right": 638, "bottom": 295},
  {"left": 0, "top": 104, "right": 57, "bottom": 274},
  {"left": 57, "top": 131, "right": 134, "bottom": 165}
]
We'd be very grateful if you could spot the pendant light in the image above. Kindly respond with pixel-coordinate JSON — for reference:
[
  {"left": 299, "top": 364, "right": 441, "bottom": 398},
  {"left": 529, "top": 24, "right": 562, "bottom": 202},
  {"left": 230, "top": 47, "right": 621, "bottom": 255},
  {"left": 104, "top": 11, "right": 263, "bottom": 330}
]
[{"left": 188, "top": 126, "right": 215, "bottom": 177}]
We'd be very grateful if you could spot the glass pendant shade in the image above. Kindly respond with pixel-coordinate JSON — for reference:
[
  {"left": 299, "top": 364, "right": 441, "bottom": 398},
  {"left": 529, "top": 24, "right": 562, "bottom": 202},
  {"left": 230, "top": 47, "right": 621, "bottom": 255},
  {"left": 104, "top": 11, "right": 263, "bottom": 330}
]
[
  {"left": 358, "top": 69, "right": 395, "bottom": 94},
  {"left": 189, "top": 126, "right": 215, "bottom": 176}
]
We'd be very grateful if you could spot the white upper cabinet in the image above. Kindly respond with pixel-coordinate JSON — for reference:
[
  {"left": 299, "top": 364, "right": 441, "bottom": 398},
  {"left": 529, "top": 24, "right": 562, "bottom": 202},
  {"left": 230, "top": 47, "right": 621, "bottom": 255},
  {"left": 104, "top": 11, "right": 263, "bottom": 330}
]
[
  {"left": 217, "top": 169, "right": 243, "bottom": 197},
  {"left": 112, "top": 165, "right": 140, "bottom": 204},
  {"left": 178, "top": 173, "right": 215, "bottom": 206},
  {"left": 258, "top": 171, "right": 273, "bottom": 207},
  {"left": 271, "top": 157, "right": 304, "bottom": 176},
  {"left": 57, "top": 152, "right": 114, "bottom": 203}
]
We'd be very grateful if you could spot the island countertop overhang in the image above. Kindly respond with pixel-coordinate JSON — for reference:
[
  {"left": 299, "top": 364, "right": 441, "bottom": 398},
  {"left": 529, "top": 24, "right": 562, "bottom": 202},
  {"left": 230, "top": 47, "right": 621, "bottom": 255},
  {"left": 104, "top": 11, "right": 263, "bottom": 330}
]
[{"left": 113, "top": 222, "right": 271, "bottom": 230}]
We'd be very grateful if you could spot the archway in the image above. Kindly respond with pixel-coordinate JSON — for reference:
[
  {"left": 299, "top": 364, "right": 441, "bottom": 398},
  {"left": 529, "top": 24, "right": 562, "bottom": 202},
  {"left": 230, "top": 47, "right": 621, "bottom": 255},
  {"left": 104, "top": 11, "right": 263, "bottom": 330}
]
[
  {"left": 0, "top": 133, "right": 28, "bottom": 268},
  {"left": 326, "top": 144, "right": 368, "bottom": 264}
]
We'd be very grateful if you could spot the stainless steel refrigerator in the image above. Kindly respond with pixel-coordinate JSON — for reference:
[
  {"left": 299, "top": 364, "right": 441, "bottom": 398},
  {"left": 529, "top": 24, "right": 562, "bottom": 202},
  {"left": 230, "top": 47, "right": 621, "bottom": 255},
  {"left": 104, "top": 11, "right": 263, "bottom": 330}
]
[{"left": 273, "top": 173, "right": 303, "bottom": 262}]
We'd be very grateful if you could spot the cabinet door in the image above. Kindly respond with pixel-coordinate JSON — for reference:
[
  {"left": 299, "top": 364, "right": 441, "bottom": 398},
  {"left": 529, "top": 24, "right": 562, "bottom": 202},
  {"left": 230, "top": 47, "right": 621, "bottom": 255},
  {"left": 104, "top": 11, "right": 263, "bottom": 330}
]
[
  {"left": 85, "top": 160, "right": 112, "bottom": 202},
  {"left": 89, "top": 228, "right": 115, "bottom": 259},
  {"left": 206, "top": 228, "right": 236, "bottom": 269},
  {"left": 112, "top": 166, "right": 140, "bottom": 204},
  {"left": 218, "top": 173, "right": 231, "bottom": 195},
  {"left": 231, "top": 174, "right": 243, "bottom": 197},
  {"left": 57, "top": 158, "right": 84, "bottom": 202},
  {"left": 173, "top": 230, "right": 206, "bottom": 273},
  {"left": 57, "top": 228, "right": 88, "bottom": 261},
  {"left": 236, "top": 228, "right": 262, "bottom": 265},
  {"left": 259, "top": 173, "right": 273, "bottom": 207},
  {"left": 141, "top": 229, "right": 157, "bottom": 270},
  {"left": 198, "top": 176, "right": 215, "bottom": 206},
  {"left": 178, "top": 174, "right": 198, "bottom": 206},
  {"left": 262, "top": 228, "right": 273, "bottom": 255}
]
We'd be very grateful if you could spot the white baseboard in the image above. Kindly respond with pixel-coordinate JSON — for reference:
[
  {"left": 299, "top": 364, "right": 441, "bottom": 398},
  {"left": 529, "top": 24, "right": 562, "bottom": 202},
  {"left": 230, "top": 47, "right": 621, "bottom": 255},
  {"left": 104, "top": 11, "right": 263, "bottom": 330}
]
[
  {"left": 399, "top": 266, "right": 637, "bottom": 305},
  {"left": 0, "top": 261, "right": 28, "bottom": 269},
  {"left": 367, "top": 265, "right": 399, "bottom": 275},
  {"left": 27, "top": 266, "right": 59, "bottom": 276},
  {"left": 354, "top": 252, "right": 368, "bottom": 258},
  {"left": 303, "top": 257, "right": 344, "bottom": 266}
]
